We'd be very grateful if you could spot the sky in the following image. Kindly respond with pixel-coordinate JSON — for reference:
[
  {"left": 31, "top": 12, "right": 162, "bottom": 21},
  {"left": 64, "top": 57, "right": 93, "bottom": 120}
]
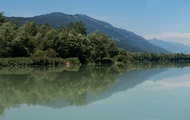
[{"left": 1, "top": 0, "right": 190, "bottom": 45}]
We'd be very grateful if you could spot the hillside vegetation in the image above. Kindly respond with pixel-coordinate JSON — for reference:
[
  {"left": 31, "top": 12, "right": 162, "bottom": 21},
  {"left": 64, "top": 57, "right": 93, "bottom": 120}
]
[
  {"left": 8, "top": 12, "right": 169, "bottom": 53},
  {"left": 1, "top": 12, "right": 190, "bottom": 66}
]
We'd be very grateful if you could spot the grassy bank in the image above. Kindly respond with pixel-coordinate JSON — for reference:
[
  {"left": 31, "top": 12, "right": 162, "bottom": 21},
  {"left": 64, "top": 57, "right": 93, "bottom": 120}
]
[{"left": 0, "top": 57, "right": 80, "bottom": 67}]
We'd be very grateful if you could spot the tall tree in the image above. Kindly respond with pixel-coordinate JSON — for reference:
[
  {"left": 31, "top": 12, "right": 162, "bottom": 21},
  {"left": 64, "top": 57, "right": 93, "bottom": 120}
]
[
  {"left": 18, "top": 21, "right": 37, "bottom": 36},
  {"left": 11, "top": 33, "right": 35, "bottom": 57},
  {"left": 74, "top": 21, "right": 86, "bottom": 35},
  {"left": 88, "top": 31, "right": 117, "bottom": 63},
  {"left": 34, "top": 24, "right": 52, "bottom": 48},
  {"left": 0, "top": 22, "right": 17, "bottom": 57},
  {"left": 0, "top": 12, "right": 5, "bottom": 26},
  {"left": 40, "top": 29, "right": 59, "bottom": 51}
]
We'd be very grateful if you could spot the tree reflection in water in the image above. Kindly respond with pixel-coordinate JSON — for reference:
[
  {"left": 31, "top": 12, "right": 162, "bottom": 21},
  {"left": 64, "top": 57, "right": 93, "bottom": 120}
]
[{"left": 0, "top": 62, "right": 190, "bottom": 115}]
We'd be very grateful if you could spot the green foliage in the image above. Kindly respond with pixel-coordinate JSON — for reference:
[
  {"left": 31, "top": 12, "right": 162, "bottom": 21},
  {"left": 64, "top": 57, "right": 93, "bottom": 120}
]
[
  {"left": 17, "top": 21, "right": 37, "bottom": 36},
  {"left": 87, "top": 31, "right": 118, "bottom": 63},
  {"left": 74, "top": 21, "right": 87, "bottom": 35},
  {"left": 0, "top": 12, "right": 5, "bottom": 26},
  {"left": 1, "top": 15, "right": 190, "bottom": 66},
  {"left": 32, "top": 49, "right": 57, "bottom": 58},
  {"left": 0, "top": 22, "right": 18, "bottom": 57},
  {"left": 44, "top": 49, "right": 57, "bottom": 57},
  {"left": 31, "top": 57, "right": 65, "bottom": 66},
  {"left": 0, "top": 20, "right": 116, "bottom": 64},
  {"left": 0, "top": 57, "right": 66, "bottom": 67},
  {"left": 32, "top": 50, "right": 45, "bottom": 57},
  {"left": 0, "top": 58, "right": 33, "bottom": 67},
  {"left": 11, "top": 35, "right": 34, "bottom": 57},
  {"left": 40, "top": 29, "right": 58, "bottom": 50}
]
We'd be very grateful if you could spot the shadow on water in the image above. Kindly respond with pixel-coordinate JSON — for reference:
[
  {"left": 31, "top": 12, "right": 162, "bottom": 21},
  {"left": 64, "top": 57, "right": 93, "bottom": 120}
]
[{"left": 0, "top": 61, "right": 190, "bottom": 115}]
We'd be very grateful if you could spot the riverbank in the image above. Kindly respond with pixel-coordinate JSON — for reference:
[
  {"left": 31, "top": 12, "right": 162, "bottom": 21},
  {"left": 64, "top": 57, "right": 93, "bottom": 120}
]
[{"left": 0, "top": 57, "right": 80, "bottom": 67}]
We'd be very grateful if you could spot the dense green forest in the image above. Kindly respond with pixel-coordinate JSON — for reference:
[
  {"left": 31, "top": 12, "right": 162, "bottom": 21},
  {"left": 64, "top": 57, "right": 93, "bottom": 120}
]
[{"left": 1, "top": 12, "right": 190, "bottom": 66}]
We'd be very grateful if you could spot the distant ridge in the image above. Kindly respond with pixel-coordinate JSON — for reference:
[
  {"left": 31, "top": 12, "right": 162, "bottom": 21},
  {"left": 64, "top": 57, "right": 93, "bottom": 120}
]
[
  {"left": 149, "top": 38, "right": 190, "bottom": 54},
  {"left": 7, "top": 12, "right": 169, "bottom": 53}
]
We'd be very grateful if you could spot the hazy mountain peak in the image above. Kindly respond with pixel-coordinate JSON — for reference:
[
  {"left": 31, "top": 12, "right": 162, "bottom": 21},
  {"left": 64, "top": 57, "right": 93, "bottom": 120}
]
[{"left": 149, "top": 38, "right": 190, "bottom": 54}]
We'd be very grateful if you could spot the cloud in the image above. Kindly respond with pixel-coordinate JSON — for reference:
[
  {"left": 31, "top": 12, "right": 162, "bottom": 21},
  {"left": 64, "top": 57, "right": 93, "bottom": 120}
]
[
  {"left": 143, "top": 80, "right": 190, "bottom": 90},
  {"left": 5, "top": 11, "right": 37, "bottom": 17},
  {"left": 144, "top": 32, "right": 190, "bottom": 39},
  {"left": 143, "top": 32, "right": 190, "bottom": 46}
]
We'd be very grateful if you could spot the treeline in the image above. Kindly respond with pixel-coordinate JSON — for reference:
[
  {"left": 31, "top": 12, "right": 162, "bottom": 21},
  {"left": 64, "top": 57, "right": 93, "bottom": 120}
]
[
  {"left": 1, "top": 12, "right": 190, "bottom": 65},
  {"left": 115, "top": 49, "right": 190, "bottom": 63},
  {"left": 0, "top": 13, "right": 118, "bottom": 64}
]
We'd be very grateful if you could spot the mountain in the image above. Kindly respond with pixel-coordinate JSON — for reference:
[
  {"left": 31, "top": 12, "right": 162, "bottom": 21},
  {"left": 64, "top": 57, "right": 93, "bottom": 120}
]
[
  {"left": 38, "top": 67, "right": 167, "bottom": 109},
  {"left": 7, "top": 12, "right": 169, "bottom": 53},
  {"left": 149, "top": 38, "right": 190, "bottom": 54}
]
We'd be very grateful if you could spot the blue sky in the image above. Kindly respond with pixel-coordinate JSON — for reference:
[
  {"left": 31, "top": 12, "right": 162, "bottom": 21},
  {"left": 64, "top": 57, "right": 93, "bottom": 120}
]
[{"left": 1, "top": 0, "right": 190, "bottom": 45}]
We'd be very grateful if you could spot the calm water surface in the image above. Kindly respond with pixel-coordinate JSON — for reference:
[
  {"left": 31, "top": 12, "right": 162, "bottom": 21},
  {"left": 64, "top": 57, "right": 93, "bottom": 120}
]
[{"left": 0, "top": 63, "right": 190, "bottom": 120}]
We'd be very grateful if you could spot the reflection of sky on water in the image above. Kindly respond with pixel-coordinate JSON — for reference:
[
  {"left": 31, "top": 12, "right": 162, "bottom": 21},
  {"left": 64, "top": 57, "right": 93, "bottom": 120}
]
[{"left": 144, "top": 67, "right": 190, "bottom": 89}]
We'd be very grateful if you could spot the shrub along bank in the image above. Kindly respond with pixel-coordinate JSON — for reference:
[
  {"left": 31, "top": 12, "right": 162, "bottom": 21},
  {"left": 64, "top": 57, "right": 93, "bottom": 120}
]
[{"left": 0, "top": 57, "right": 80, "bottom": 67}]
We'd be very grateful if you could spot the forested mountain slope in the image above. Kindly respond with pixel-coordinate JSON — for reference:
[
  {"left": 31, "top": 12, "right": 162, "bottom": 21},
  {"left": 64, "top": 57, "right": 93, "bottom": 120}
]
[{"left": 8, "top": 12, "right": 169, "bottom": 53}]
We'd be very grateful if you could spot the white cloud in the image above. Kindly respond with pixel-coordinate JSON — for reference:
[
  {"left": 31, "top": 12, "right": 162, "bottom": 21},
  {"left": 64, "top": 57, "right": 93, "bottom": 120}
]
[
  {"left": 142, "top": 72, "right": 190, "bottom": 90},
  {"left": 144, "top": 80, "right": 190, "bottom": 90},
  {"left": 5, "top": 11, "right": 38, "bottom": 17},
  {"left": 143, "top": 32, "right": 190, "bottom": 46},
  {"left": 144, "top": 32, "right": 190, "bottom": 39}
]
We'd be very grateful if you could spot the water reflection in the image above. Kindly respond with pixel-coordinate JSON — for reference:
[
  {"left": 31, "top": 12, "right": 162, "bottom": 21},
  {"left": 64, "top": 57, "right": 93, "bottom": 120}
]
[
  {"left": 144, "top": 67, "right": 190, "bottom": 90},
  {"left": 0, "top": 62, "right": 190, "bottom": 116}
]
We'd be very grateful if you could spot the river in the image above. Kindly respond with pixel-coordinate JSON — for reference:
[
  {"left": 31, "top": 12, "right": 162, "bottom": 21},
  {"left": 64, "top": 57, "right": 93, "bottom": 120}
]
[{"left": 0, "top": 62, "right": 190, "bottom": 120}]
